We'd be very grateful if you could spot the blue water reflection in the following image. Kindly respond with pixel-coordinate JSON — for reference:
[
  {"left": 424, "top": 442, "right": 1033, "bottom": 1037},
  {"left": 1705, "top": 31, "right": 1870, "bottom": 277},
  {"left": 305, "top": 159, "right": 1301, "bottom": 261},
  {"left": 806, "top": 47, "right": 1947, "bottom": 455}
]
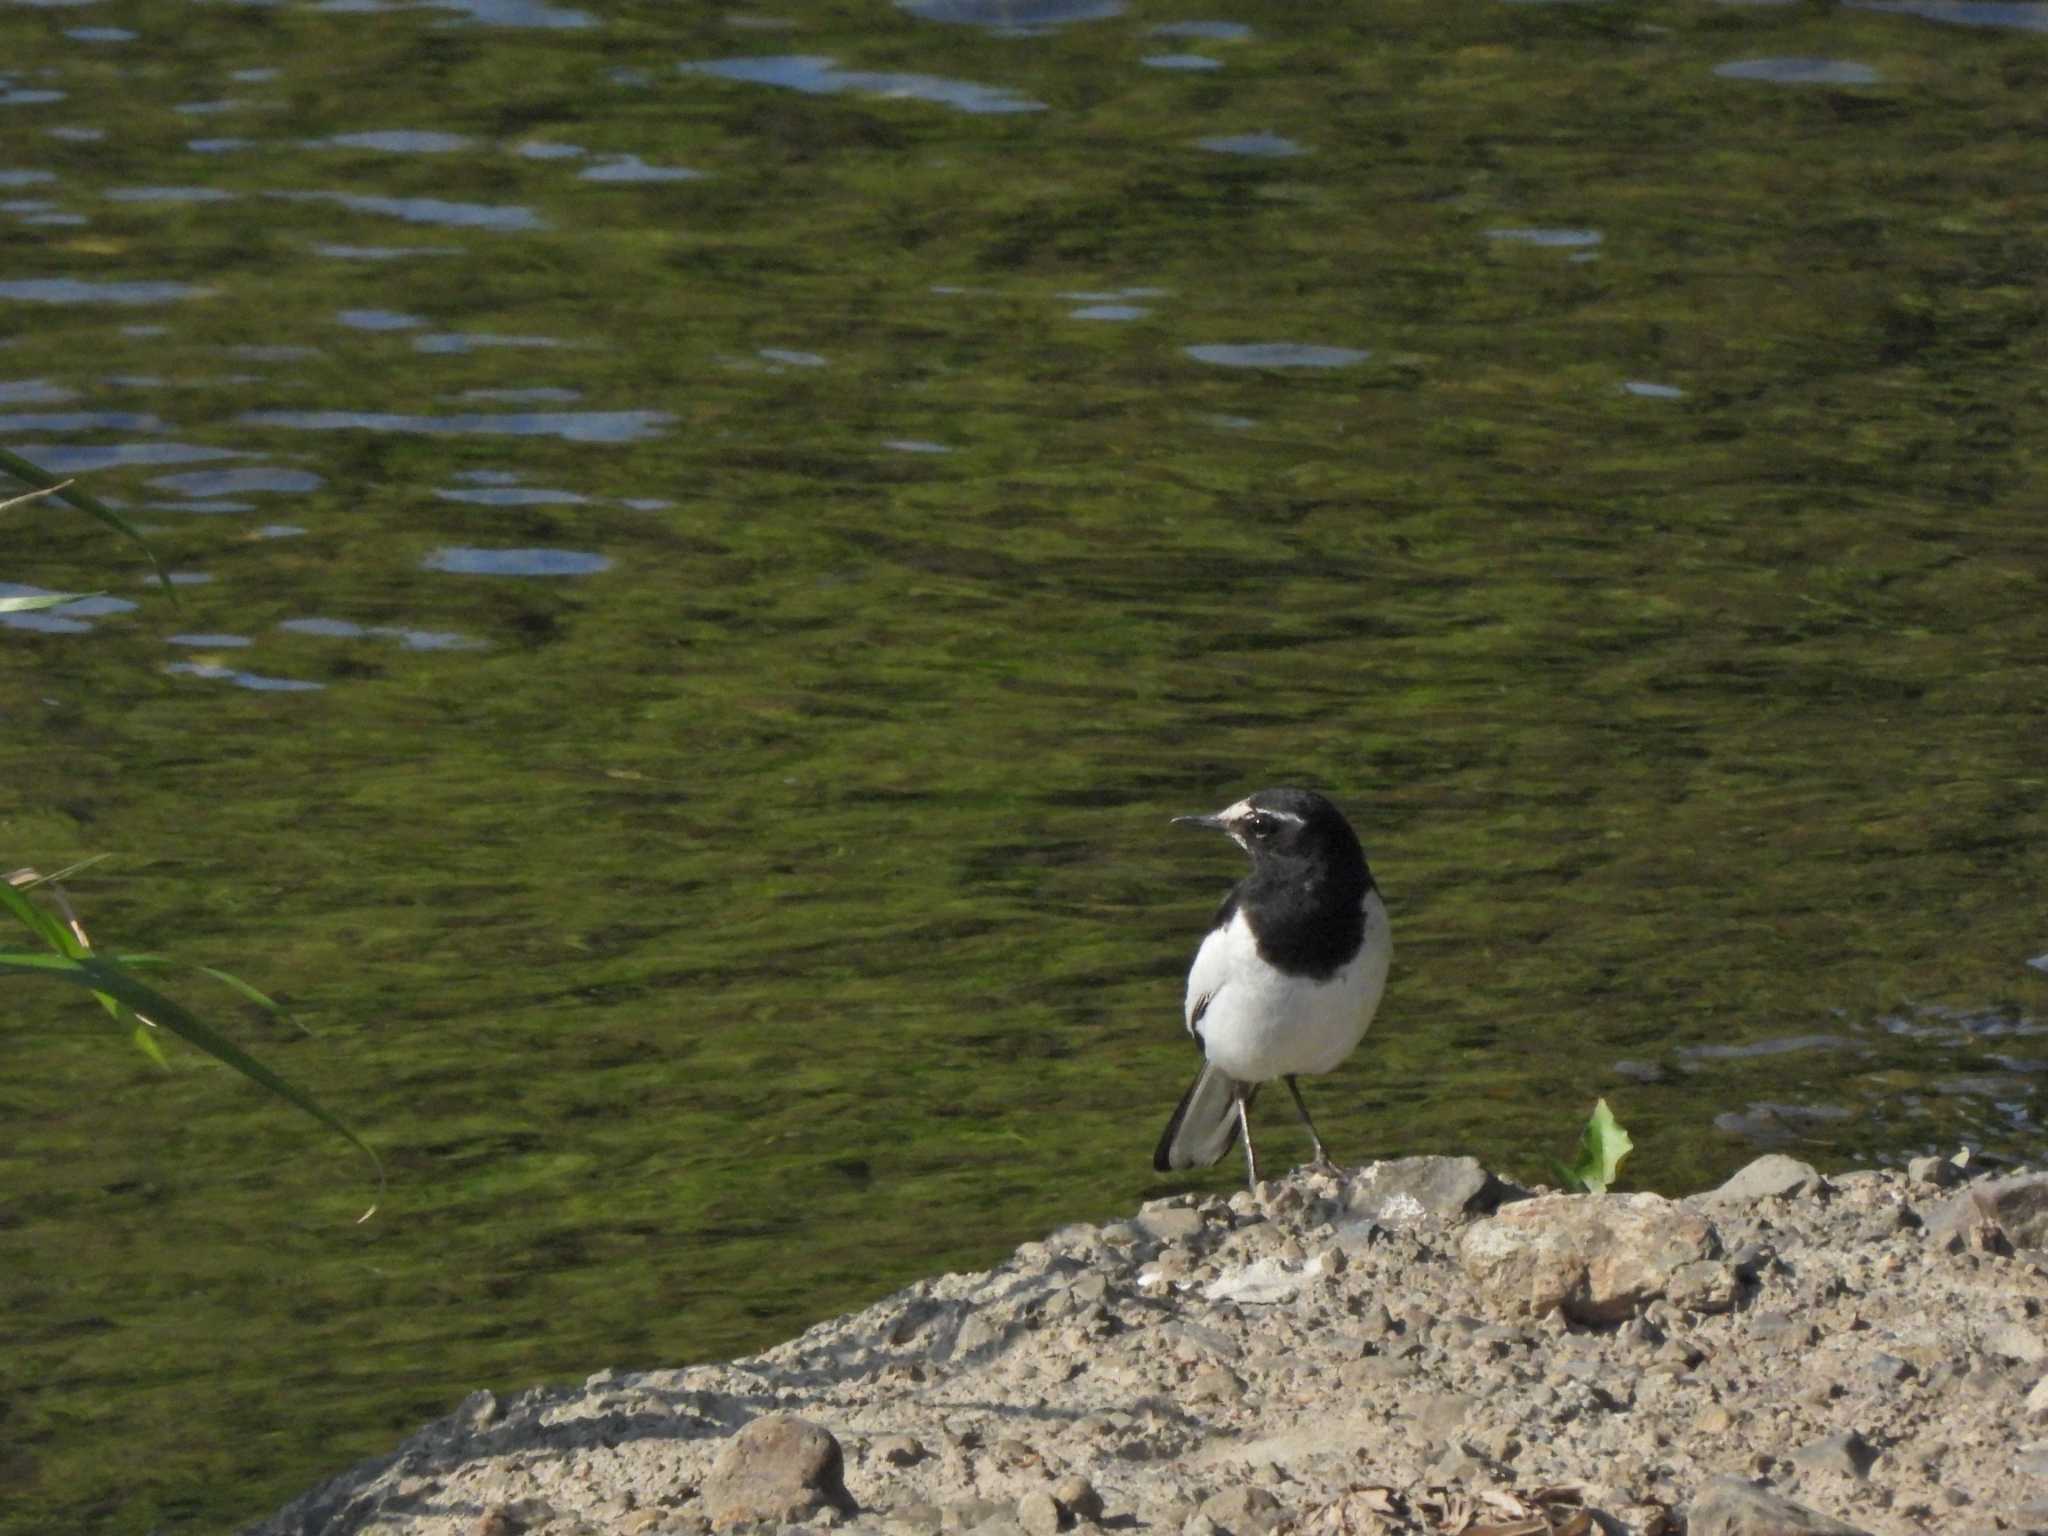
[
  {"left": 898, "top": 0, "right": 1123, "bottom": 30},
  {"left": 239, "top": 409, "right": 670, "bottom": 442},
  {"left": 1845, "top": 0, "right": 2048, "bottom": 27},
  {"left": 323, "top": 130, "right": 475, "bottom": 153},
  {"left": 269, "top": 190, "right": 546, "bottom": 231},
  {"left": 0, "top": 278, "right": 213, "bottom": 304},
  {"left": 1149, "top": 19, "right": 1252, "bottom": 38},
  {"left": 1195, "top": 132, "right": 1308, "bottom": 157},
  {"left": 1184, "top": 342, "right": 1369, "bottom": 368},
  {"left": 1713, "top": 57, "right": 1883, "bottom": 84},
  {"left": 166, "top": 661, "right": 325, "bottom": 692},
  {"left": 682, "top": 56, "right": 1047, "bottom": 115},
  {"left": 14, "top": 442, "right": 239, "bottom": 471},
  {"left": 0, "top": 584, "right": 139, "bottom": 633},
  {"left": 279, "top": 617, "right": 484, "bottom": 650},
  {"left": 150, "top": 467, "right": 325, "bottom": 496},
  {"left": 422, "top": 547, "right": 612, "bottom": 576}
]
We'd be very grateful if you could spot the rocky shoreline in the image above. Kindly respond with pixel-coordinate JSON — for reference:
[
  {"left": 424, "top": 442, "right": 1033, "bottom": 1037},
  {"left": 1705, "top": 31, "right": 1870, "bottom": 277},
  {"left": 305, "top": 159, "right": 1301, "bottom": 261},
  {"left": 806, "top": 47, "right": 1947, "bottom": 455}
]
[{"left": 252, "top": 1154, "right": 2048, "bottom": 1536}]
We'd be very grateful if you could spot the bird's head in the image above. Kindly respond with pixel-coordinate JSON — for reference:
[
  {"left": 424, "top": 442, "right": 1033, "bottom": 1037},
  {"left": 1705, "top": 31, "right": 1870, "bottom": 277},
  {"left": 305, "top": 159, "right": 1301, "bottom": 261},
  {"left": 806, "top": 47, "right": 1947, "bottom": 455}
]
[{"left": 1172, "top": 786, "right": 1357, "bottom": 863}]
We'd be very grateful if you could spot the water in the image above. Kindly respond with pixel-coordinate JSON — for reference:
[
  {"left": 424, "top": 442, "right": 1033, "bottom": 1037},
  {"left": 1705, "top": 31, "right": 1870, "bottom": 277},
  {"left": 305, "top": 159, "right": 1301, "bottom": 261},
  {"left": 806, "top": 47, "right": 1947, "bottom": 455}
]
[{"left": 4, "top": 0, "right": 2046, "bottom": 1531}]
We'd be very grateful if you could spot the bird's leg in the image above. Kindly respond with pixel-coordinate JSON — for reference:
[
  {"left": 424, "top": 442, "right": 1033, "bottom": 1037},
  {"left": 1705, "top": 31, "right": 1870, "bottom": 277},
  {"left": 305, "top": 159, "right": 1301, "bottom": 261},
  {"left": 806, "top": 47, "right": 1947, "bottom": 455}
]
[
  {"left": 1236, "top": 1093, "right": 1259, "bottom": 1189},
  {"left": 1284, "top": 1075, "right": 1336, "bottom": 1169}
]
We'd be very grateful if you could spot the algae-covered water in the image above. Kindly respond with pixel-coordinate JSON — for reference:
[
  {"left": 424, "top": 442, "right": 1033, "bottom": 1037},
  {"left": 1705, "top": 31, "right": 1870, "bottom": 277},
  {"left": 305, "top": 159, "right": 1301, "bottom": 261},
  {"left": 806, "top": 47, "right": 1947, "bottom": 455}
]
[{"left": 2, "top": 0, "right": 2045, "bottom": 1529}]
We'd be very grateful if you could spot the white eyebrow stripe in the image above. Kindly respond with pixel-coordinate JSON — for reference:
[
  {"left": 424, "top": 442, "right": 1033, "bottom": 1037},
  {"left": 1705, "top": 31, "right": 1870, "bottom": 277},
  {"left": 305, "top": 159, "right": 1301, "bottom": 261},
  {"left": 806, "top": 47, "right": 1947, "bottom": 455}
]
[{"left": 1253, "top": 807, "right": 1304, "bottom": 825}]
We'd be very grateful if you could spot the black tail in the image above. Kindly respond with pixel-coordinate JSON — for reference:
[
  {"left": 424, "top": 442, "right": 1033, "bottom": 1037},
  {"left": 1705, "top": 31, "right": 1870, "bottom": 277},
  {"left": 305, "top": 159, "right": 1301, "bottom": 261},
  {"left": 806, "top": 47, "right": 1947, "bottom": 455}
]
[{"left": 1154, "top": 1064, "right": 1255, "bottom": 1171}]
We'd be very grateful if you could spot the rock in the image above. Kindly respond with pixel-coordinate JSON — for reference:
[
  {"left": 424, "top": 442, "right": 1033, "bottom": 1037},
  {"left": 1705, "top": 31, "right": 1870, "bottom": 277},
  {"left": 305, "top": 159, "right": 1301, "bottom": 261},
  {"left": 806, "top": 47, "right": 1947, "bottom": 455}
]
[
  {"left": 472, "top": 1508, "right": 521, "bottom": 1536},
  {"left": 1908, "top": 1155, "right": 1961, "bottom": 1189},
  {"left": 1791, "top": 1430, "right": 1879, "bottom": 1479},
  {"left": 1686, "top": 1476, "right": 1872, "bottom": 1536},
  {"left": 1984, "top": 1322, "right": 2048, "bottom": 1364},
  {"left": 1197, "top": 1487, "right": 1283, "bottom": 1536},
  {"left": 700, "top": 1414, "right": 856, "bottom": 1530},
  {"left": 1051, "top": 1475, "right": 1103, "bottom": 1523},
  {"left": 2026, "top": 1376, "right": 2048, "bottom": 1421},
  {"left": 1708, "top": 1154, "right": 1826, "bottom": 1203},
  {"left": 1017, "top": 1489, "right": 1065, "bottom": 1536},
  {"left": 873, "top": 1434, "right": 926, "bottom": 1467},
  {"left": 1459, "top": 1193, "right": 1721, "bottom": 1324},
  {"left": 1344, "top": 1156, "right": 1508, "bottom": 1224},
  {"left": 1188, "top": 1365, "right": 1245, "bottom": 1404},
  {"left": 1136, "top": 1204, "right": 1206, "bottom": 1244},
  {"left": 1931, "top": 1173, "right": 2048, "bottom": 1248}
]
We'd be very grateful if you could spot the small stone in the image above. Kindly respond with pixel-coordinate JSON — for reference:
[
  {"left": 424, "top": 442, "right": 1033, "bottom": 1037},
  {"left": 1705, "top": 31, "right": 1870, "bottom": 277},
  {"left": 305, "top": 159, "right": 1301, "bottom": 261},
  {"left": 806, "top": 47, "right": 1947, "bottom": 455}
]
[
  {"left": 1051, "top": 1476, "right": 1103, "bottom": 1523},
  {"left": 459, "top": 1388, "right": 501, "bottom": 1430},
  {"left": 1688, "top": 1476, "right": 1872, "bottom": 1536},
  {"left": 472, "top": 1508, "right": 521, "bottom": 1536},
  {"left": 1791, "top": 1430, "right": 1880, "bottom": 1479},
  {"left": 1459, "top": 1193, "right": 1721, "bottom": 1324},
  {"left": 891, "top": 1503, "right": 945, "bottom": 1536},
  {"left": 944, "top": 1500, "right": 1012, "bottom": 1532},
  {"left": 1137, "top": 1205, "right": 1206, "bottom": 1244},
  {"left": 874, "top": 1435, "right": 926, "bottom": 1468},
  {"left": 1017, "top": 1490, "right": 1065, "bottom": 1536},
  {"left": 1197, "top": 1487, "right": 1283, "bottom": 1536},
  {"left": 1908, "top": 1156, "right": 1961, "bottom": 1189},
  {"left": 1188, "top": 1365, "right": 1246, "bottom": 1404},
  {"left": 2027, "top": 1376, "right": 2048, "bottom": 1421},
  {"left": 701, "top": 1414, "right": 856, "bottom": 1530},
  {"left": 1345, "top": 1156, "right": 1508, "bottom": 1223},
  {"left": 1985, "top": 1322, "right": 2048, "bottom": 1364},
  {"left": 1862, "top": 1353, "right": 1914, "bottom": 1386},
  {"left": 1708, "top": 1154, "right": 1826, "bottom": 1203}
]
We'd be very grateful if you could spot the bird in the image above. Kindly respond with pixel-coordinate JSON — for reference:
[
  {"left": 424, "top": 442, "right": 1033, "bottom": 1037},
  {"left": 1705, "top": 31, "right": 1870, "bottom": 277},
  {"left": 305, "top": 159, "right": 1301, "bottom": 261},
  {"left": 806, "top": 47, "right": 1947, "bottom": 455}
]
[{"left": 1152, "top": 787, "right": 1392, "bottom": 1189}]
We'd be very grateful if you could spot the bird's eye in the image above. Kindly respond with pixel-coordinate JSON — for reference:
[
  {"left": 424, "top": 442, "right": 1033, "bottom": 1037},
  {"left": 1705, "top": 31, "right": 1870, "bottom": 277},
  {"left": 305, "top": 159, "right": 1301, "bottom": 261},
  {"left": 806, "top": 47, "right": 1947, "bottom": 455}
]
[{"left": 1245, "top": 813, "right": 1276, "bottom": 837}]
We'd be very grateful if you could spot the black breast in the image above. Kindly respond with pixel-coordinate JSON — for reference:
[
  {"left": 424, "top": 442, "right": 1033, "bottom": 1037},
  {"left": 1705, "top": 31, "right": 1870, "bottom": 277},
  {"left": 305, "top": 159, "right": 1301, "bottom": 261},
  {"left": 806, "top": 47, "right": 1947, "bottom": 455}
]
[{"left": 1242, "top": 862, "right": 1372, "bottom": 980}]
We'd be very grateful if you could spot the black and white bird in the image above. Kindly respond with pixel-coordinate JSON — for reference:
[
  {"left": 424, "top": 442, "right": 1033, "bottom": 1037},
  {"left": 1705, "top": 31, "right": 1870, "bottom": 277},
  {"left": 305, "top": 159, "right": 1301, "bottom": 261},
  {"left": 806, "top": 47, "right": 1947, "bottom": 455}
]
[{"left": 1153, "top": 787, "right": 1392, "bottom": 1188}]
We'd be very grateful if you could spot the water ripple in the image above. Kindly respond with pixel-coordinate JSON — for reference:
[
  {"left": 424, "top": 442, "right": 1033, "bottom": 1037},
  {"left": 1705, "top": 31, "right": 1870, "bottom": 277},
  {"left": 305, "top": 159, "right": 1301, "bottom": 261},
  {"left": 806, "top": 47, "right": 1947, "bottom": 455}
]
[
  {"left": 1713, "top": 57, "right": 1883, "bottom": 85},
  {"left": 1184, "top": 342, "right": 1370, "bottom": 368},
  {"left": 0, "top": 278, "right": 213, "bottom": 304},
  {"left": 239, "top": 409, "right": 671, "bottom": 443},
  {"left": 269, "top": 190, "right": 547, "bottom": 231},
  {"left": 682, "top": 56, "right": 1046, "bottom": 116},
  {"left": 422, "top": 547, "right": 612, "bottom": 576}
]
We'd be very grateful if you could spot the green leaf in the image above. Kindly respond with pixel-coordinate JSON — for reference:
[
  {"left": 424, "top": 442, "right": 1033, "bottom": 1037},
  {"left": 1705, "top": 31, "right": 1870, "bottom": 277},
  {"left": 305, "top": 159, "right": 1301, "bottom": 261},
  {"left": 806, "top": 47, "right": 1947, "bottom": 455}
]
[
  {"left": 1552, "top": 1098, "right": 1634, "bottom": 1194},
  {"left": 0, "top": 444, "right": 172, "bottom": 593},
  {"left": 132, "top": 1020, "right": 171, "bottom": 1069},
  {"left": 0, "top": 948, "right": 382, "bottom": 1219},
  {"left": 0, "top": 878, "right": 85, "bottom": 958},
  {"left": 0, "top": 591, "right": 103, "bottom": 613}
]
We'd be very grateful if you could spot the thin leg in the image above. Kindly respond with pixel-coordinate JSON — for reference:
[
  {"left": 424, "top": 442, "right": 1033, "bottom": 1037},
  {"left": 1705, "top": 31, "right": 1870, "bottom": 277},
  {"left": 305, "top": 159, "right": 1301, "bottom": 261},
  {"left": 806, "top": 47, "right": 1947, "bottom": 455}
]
[
  {"left": 1236, "top": 1093, "right": 1259, "bottom": 1189},
  {"left": 1284, "top": 1075, "right": 1335, "bottom": 1168}
]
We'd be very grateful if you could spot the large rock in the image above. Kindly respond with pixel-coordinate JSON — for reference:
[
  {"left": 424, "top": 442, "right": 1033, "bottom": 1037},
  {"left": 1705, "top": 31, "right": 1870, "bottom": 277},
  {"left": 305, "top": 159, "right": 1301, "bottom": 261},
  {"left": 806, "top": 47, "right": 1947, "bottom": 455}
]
[
  {"left": 700, "top": 1413, "right": 855, "bottom": 1529},
  {"left": 1928, "top": 1173, "right": 2048, "bottom": 1249},
  {"left": 1459, "top": 1192, "right": 1721, "bottom": 1324},
  {"left": 1344, "top": 1156, "right": 1511, "bottom": 1224},
  {"left": 1687, "top": 1477, "right": 1871, "bottom": 1536},
  {"left": 1704, "top": 1154, "right": 1826, "bottom": 1203}
]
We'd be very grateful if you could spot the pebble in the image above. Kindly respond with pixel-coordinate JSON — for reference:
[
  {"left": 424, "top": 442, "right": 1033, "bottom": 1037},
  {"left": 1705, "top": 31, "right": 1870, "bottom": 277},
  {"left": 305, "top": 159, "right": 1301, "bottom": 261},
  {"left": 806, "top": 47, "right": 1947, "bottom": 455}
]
[{"left": 1016, "top": 1489, "right": 1064, "bottom": 1536}]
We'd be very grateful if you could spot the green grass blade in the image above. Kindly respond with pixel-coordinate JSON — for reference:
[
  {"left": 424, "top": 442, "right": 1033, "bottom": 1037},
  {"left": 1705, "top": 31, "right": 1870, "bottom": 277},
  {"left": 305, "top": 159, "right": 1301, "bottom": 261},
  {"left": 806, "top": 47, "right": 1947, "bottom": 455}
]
[
  {"left": 12, "top": 854, "right": 113, "bottom": 888},
  {"left": 132, "top": 1020, "right": 171, "bottom": 1069},
  {"left": 0, "top": 879, "right": 84, "bottom": 957},
  {"left": 0, "top": 950, "right": 383, "bottom": 1219},
  {"left": 0, "top": 445, "right": 172, "bottom": 593},
  {"left": 0, "top": 591, "right": 102, "bottom": 613}
]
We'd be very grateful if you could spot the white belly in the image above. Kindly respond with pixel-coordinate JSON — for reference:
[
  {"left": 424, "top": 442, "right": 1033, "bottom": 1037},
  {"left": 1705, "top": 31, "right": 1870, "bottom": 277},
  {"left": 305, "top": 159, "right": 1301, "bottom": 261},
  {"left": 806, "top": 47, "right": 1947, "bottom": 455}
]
[{"left": 1187, "top": 889, "right": 1391, "bottom": 1082}]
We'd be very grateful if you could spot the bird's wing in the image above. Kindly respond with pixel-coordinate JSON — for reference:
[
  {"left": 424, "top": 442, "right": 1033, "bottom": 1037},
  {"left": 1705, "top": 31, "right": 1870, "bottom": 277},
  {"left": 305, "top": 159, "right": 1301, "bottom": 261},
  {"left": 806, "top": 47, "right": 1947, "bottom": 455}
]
[{"left": 1183, "top": 901, "right": 1240, "bottom": 1043}]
